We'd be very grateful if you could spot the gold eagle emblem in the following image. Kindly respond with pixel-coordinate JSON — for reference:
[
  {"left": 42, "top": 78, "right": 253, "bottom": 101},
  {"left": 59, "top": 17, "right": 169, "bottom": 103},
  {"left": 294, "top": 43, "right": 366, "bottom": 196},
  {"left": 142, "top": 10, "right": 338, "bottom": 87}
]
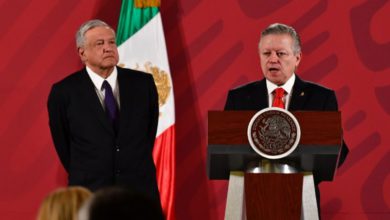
[
  {"left": 119, "top": 62, "right": 171, "bottom": 107},
  {"left": 143, "top": 62, "right": 171, "bottom": 107}
]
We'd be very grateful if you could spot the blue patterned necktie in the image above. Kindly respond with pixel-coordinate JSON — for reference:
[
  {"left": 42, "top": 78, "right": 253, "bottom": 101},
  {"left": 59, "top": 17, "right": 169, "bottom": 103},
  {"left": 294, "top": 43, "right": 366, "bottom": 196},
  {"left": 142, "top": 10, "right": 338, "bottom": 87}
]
[{"left": 102, "top": 80, "right": 118, "bottom": 126}]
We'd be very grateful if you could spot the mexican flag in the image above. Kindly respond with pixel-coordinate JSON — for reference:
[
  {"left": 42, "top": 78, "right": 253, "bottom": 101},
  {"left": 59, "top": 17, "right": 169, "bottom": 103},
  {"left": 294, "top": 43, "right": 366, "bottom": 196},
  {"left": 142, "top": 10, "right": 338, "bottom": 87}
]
[{"left": 116, "top": 0, "right": 175, "bottom": 219}]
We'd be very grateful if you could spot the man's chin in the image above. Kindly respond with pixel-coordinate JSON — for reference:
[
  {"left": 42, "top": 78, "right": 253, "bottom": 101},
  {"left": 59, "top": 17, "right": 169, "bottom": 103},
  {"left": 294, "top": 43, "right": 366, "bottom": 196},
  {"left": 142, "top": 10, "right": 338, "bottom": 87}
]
[
  {"left": 102, "top": 61, "right": 118, "bottom": 68},
  {"left": 267, "top": 76, "right": 285, "bottom": 85}
]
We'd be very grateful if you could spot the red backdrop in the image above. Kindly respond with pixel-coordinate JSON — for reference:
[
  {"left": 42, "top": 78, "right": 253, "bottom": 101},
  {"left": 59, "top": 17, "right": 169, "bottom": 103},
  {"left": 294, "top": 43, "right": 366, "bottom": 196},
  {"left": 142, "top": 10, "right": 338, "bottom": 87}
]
[{"left": 0, "top": 0, "right": 389, "bottom": 219}]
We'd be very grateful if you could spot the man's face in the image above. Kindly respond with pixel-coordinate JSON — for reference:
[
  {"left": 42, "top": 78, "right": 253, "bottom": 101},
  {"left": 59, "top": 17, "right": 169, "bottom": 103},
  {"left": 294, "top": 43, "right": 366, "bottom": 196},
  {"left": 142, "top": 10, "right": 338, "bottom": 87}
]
[
  {"left": 78, "top": 26, "right": 119, "bottom": 73},
  {"left": 259, "top": 34, "right": 301, "bottom": 85}
]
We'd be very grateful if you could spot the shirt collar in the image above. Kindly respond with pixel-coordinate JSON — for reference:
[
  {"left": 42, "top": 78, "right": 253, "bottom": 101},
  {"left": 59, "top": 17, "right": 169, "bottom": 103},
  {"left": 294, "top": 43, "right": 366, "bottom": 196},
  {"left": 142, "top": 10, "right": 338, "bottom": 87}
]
[
  {"left": 266, "top": 73, "right": 296, "bottom": 95},
  {"left": 86, "top": 66, "right": 118, "bottom": 91}
]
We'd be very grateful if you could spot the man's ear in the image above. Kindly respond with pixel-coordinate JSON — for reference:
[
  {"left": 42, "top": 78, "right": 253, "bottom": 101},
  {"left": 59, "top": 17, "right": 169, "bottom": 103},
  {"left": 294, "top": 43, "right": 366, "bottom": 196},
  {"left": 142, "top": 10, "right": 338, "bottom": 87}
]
[
  {"left": 295, "top": 52, "right": 302, "bottom": 67},
  {"left": 78, "top": 47, "right": 86, "bottom": 62}
]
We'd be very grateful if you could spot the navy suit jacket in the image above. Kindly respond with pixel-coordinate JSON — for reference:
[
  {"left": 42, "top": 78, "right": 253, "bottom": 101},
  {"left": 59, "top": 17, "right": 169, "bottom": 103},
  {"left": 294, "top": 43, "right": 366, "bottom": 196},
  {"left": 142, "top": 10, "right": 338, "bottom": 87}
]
[
  {"left": 48, "top": 66, "right": 159, "bottom": 200},
  {"left": 225, "top": 75, "right": 349, "bottom": 181}
]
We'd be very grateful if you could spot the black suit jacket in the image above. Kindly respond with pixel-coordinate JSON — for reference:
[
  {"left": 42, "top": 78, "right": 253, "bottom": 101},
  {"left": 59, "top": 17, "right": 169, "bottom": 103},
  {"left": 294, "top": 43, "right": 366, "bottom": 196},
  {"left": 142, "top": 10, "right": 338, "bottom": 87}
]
[
  {"left": 48, "top": 66, "right": 159, "bottom": 200},
  {"left": 225, "top": 75, "right": 349, "bottom": 182}
]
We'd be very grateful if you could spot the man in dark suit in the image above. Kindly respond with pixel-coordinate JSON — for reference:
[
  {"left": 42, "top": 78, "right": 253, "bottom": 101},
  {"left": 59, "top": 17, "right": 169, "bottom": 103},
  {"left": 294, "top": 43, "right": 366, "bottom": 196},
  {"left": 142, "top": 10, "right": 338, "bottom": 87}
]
[
  {"left": 47, "top": 19, "right": 160, "bottom": 202},
  {"left": 225, "top": 23, "right": 348, "bottom": 214}
]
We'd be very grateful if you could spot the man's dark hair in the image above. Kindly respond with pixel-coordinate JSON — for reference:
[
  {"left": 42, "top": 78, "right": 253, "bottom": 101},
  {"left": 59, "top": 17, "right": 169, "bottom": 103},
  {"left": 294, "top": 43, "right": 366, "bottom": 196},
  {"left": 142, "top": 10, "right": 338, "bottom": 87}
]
[{"left": 88, "top": 186, "right": 164, "bottom": 220}]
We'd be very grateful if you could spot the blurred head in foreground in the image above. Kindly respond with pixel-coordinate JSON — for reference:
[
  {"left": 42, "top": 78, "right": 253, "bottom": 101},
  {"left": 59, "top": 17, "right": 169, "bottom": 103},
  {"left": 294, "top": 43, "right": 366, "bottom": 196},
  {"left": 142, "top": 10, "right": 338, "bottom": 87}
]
[
  {"left": 78, "top": 186, "right": 164, "bottom": 220},
  {"left": 37, "top": 186, "right": 92, "bottom": 220}
]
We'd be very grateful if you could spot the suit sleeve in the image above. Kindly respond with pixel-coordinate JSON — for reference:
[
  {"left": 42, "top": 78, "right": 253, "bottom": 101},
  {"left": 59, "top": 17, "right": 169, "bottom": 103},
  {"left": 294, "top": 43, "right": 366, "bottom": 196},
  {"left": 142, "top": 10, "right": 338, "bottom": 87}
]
[
  {"left": 47, "top": 84, "right": 70, "bottom": 172},
  {"left": 324, "top": 90, "right": 338, "bottom": 111},
  {"left": 224, "top": 90, "right": 235, "bottom": 110},
  {"left": 147, "top": 75, "right": 159, "bottom": 151},
  {"left": 325, "top": 90, "right": 349, "bottom": 168}
]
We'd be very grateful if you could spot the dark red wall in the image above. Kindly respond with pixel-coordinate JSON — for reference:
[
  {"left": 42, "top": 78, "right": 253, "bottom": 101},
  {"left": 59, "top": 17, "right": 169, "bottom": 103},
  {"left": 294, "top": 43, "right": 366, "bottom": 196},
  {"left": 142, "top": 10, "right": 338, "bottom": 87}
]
[{"left": 0, "top": 0, "right": 389, "bottom": 219}]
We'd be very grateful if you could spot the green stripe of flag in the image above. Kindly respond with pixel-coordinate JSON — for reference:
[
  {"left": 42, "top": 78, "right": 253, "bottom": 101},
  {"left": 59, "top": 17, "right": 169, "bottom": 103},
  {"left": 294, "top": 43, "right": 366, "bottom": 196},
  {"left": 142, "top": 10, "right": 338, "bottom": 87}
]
[{"left": 116, "top": 0, "right": 159, "bottom": 46}]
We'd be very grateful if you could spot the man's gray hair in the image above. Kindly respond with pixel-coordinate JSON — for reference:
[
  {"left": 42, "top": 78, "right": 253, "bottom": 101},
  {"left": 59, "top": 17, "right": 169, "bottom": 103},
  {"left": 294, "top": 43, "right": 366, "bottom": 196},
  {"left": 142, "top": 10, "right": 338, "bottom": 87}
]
[
  {"left": 75, "top": 19, "right": 114, "bottom": 48},
  {"left": 259, "top": 23, "right": 301, "bottom": 54}
]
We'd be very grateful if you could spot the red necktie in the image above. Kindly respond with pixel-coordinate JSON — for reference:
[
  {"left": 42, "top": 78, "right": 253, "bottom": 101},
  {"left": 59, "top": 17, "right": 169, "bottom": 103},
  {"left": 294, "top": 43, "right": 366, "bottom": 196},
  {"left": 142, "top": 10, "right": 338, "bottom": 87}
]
[{"left": 272, "top": 88, "right": 286, "bottom": 109}]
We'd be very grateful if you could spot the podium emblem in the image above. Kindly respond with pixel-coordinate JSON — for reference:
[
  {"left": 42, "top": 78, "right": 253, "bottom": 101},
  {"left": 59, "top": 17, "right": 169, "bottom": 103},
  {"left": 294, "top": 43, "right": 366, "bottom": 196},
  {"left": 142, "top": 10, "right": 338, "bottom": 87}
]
[{"left": 247, "top": 107, "right": 301, "bottom": 159}]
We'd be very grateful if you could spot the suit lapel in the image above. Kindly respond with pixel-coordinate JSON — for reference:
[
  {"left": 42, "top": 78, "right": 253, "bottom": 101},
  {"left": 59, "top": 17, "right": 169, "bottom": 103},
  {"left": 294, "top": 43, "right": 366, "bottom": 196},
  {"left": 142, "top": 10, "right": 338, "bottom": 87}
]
[
  {"left": 78, "top": 69, "right": 115, "bottom": 135},
  {"left": 288, "top": 75, "right": 307, "bottom": 111},
  {"left": 116, "top": 68, "right": 133, "bottom": 139}
]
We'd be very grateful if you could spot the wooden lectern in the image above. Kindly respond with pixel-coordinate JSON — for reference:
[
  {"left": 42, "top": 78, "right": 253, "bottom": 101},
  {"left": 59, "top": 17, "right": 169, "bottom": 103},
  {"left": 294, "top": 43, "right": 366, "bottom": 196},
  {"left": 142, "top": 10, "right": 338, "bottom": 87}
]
[{"left": 207, "top": 111, "right": 343, "bottom": 220}]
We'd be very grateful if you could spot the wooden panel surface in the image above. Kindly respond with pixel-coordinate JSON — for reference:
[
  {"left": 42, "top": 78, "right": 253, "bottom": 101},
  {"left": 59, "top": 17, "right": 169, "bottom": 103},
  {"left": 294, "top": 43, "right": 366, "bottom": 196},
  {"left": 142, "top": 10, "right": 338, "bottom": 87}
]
[
  {"left": 208, "top": 111, "right": 342, "bottom": 145},
  {"left": 245, "top": 173, "right": 303, "bottom": 220}
]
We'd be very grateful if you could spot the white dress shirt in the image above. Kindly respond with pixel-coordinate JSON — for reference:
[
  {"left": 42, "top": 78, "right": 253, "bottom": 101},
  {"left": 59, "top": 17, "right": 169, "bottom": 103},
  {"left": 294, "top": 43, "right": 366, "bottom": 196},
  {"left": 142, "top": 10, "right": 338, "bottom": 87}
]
[
  {"left": 86, "top": 66, "right": 120, "bottom": 110},
  {"left": 266, "top": 73, "right": 296, "bottom": 110}
]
